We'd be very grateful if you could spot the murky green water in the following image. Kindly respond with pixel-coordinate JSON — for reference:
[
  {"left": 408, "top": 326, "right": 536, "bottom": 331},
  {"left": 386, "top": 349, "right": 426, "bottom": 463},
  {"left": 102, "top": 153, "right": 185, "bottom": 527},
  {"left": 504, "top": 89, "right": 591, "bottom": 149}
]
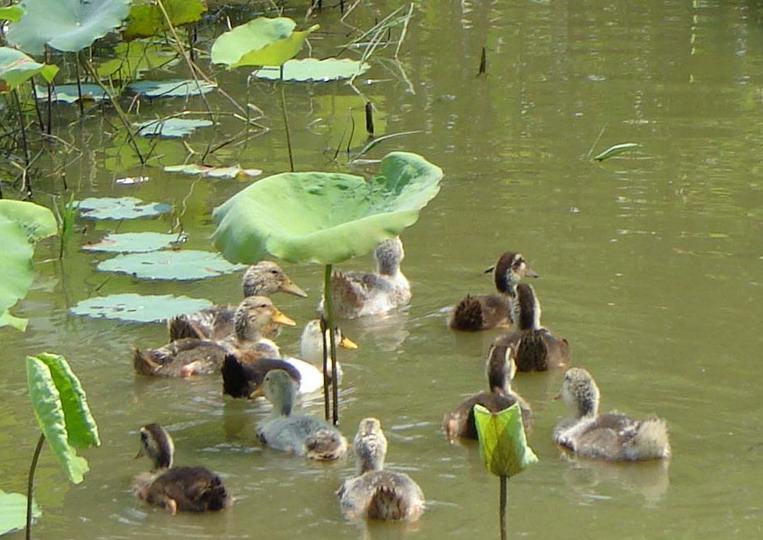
[{"left": 2, "top": 1, "right": 763, "bottom": 538}]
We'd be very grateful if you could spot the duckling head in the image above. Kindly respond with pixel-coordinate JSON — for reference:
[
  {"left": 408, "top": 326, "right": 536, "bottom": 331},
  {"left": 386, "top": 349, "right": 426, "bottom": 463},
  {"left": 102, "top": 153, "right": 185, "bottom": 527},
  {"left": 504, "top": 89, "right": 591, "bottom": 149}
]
[
  {"left": 262, "top": 369, "right": 298, "bottom": 417},
  {"left": 233, "top": 296, "right": 296, "bottom": 341},
  {"left": 374, "top": 237, "right": 405, "bottom": 276},
  {"left": 493, "top": 252, "right": 538, "bottom": 295},
  {"left": 560, "top": 367, "right": 600, "bottom": 418},
  {"left": 137, "top": 423, "right": 174, "bottom": 471},
  {"left": 485, "top": 342, "right": 516, "bottom": 394},
  {"left": 353, "top": 418, "right": 388, "bottom": 474},
  {"left": 300, "top": 319, "right": 358, "bottom": 363},
  {"left": 511, "top": 283, "right": 542, "bottom": 331},
  {"left": 242, "top": 261, "right": 307, "bottom": 298}
]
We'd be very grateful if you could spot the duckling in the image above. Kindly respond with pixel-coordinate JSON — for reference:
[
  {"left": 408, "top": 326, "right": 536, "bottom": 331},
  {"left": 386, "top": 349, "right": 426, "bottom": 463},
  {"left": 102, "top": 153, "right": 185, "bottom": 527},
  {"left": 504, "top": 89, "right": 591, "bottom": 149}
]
[
  {"left": 256, "top": 369, "right": 347, "bottom": 460},
  {"left": 337, "top": 418, "right": 424, "bottom": 521},
  {"left": 319, "top": 237, "right": 410, "bottom": 319},
  {"left": 283, "top": 319, "right": 357, "bottom": 391},
  {"left": 133, "top": 296, "right": 295, "bottom": 378},
  {"left": 448, "top": 252, "right": 538, "bottom": 331},
  {"left": 490, "top": 283, "right": 569, "bottom": 372},
  {"left": 553, "top": 368, "right": 671, "bottom": 461},
  {"left": 443, "top": 343, "right": 531, "bottom": 443},
  {"left": 168, "top": 261, "right": 306, "bottom": 341},
  {"left": 132, "top": 423, "right": 233, "bottom": 514}
]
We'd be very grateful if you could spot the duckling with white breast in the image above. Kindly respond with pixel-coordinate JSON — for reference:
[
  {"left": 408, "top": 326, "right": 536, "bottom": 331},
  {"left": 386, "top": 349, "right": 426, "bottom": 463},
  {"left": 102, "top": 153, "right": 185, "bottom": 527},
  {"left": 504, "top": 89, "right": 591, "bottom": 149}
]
[
  {"left": 553, "top": 368, "right": 671, "bottom": 461},
  {"left": 132, "top": 423, "right": 233, "bottom": 514},
  {"left": 256, "top": 369, "right": 347, "bottom": 460},
  {"left": 337, "top": 418, "right": 424, "bottom": 521},
  {"left": 448, "top": 252, "right": 538, "bottom": 331},
  {"left": 319, "top": 237, "right": 410, "bottom": 319}
]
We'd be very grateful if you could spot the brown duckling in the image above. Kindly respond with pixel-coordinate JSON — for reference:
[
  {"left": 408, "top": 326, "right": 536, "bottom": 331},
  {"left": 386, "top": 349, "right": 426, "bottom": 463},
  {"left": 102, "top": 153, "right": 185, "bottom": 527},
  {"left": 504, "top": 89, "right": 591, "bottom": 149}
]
[
  {"left": 168, "top": 261, "right": 306, "bottom": 341},
  {"left": 132, "top": 423, "right": 233, "bottom": 514},
  {"left": 553, "top": 368, "right": 671, "bottom": 461},
  {"left": 443, "top": 343, "right": 531, "bottom": 443},
  {"left": 337, "top": 418, "right": 424, "bottom": 521},
  {"left": 133, "top": 296, "right": 295, "bottom": 377},
  {"left": 448, "top": 252, "right": 538, "bottom": 331}
]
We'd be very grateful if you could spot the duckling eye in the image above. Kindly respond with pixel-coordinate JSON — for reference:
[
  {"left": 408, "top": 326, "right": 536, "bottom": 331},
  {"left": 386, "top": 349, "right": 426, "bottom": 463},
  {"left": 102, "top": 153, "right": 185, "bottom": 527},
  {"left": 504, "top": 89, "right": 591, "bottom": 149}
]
[
  {"left": 140, "top": 431, "right": 148, "bottom": 442},
  {"left": 270, "top": 270, "right": 278, "bottom": 275}
]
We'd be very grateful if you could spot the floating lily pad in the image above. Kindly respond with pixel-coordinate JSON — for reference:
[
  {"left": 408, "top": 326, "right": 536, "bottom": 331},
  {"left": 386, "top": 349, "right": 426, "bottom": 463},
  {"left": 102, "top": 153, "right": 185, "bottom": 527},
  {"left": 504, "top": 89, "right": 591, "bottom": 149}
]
[
  {"left": 123, "top": 0, "right": 206, "bottom": 40},
  {"left": 0, "top": 490, "right": 41, "bottom": 536},
  {"left": 36, "top": 84, "right": 112, "bottom": 103},
  {"left": 128, "top": 79, "right": 216, "bottom": 98},
  {"left": 82, "top": 232, "right": 177, "bottom": 253},
  {"left": 96, "top": 41, "right": 177, "bottom": 80},
  {"left": 97, "top": 250, "right": 245, "bottom": 280},
  {"left": 71, "top": 293, "right": 213, "bottom": 322},
  {"left": 135, "top": 118, "right": 213, "bottom": 138},
  {"left": 253, "top": 58, "right": 370, "bottom": 82},
  {"left": 164, "top": 163, "right": 263, "bottom": 179},
  {"left": 77, "top": 197, "right": 172, "bottom": 220}
]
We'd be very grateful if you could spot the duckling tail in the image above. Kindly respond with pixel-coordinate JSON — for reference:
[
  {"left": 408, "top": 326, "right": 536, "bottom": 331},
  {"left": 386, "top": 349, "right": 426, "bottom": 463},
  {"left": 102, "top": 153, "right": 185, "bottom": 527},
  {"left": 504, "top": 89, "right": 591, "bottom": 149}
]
[
  {"left": 133, "top": 347, "right": 160, "bottom": 376},
  {"left": 449, "top": 295, "right": 484, "bottom": 331},
  {"left": 627, "top": 418, "right": 671, "bottom": 461},
  {"left": 367, "top": 486, "right": 412, "bottom": 521}
]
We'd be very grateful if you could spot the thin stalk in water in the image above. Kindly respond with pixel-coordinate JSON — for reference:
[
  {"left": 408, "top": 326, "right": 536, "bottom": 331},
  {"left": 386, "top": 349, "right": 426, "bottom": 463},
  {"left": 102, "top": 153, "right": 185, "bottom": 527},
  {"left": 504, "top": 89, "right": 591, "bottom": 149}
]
[
  {"left": 499, "top": 475, "right": 507, "bottom": 540},
  {"left": 279, "top": 66, "right": 295, "bottom": 172},
  {"left": 322, "top": 264, "right": 340, "bottom": 425},
  {"left": 26, "top": 433, "right": 44, "bottom": 540},
  {"left": 320, "top": 316, "right": 330, "bottom": 422}
]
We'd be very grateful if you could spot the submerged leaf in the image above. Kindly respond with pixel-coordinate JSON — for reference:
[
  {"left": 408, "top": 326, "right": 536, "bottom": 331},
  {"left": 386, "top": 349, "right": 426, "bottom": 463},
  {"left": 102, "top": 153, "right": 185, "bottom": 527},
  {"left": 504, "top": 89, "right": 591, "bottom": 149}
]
[
  {"left": 71, "top": 293, "right": 213, "bottom": 323},
  {"left": 253, "top": 58, "right": 370, "bottom": 82},
  {"left": 164, "top": 163, "right": 262, "bottom": 179},
  {"left": 213, "top": 152, "right": 443, "bottom": 264},
  {"left": 0, "top": 47, "right": 58, "bottom": 92},
  {"left": 97, "top": 250, "right": 245, "bottom": 280},
  {"left": 124, "top": 0, "right": 207, "bottom": 40},
  {"left": 96, "top": 41, "right": 177, "bottom": 81},
  {"left": 0, "top": 490, "right": 40, "bottom": 536},
  {"left": 593, "top": 143, "right": 640, "bottom": 161},
  {"left": 128, "top": 79, "right": 216, "bottom": 98},
  {"left": 36, "top": 84, "right": 112, "bottom": 104},
  {"left": 474, "top": 403, "right": 538, "bottom": 478},
  {"left": 77, "top": 197, "right": 172, "bottom": 220},
  {"left": 135, "top": 118, "right": 213, "bottom": 138},
  {"left": 82, "top": 232, "right": 178, "bottom": 253}
]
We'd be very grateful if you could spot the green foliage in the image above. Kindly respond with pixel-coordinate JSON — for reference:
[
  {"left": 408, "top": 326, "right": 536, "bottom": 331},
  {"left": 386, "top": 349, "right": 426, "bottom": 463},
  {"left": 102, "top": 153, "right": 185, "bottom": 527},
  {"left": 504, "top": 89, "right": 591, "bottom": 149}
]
[
  {"left": 56, "top": 192, "right": 78, "bottom": 259},
  {"left": 97, "top": 250, "right": 245, "bottom": 280},
  {"left": 37, "top": 84, "right": 112, "bottom": 104},
  {"left": 253, "top": 58, "right": 370, "bottom": 82},
  {"left": 124, "top": 0, "right": 207, "bottom": 40},
  {"left": 213, "top": 152, "right": 443, "bottom": 264},
  {"left": 0, "top": 47, "right": 58, "bottom": 93},
  {"left": 96, "top": 41, "right": 177, "bottom": 81},
  {"left": 82, "top": 232, "right": 177, "bottom": 253},
  {"left": 77, "top": 196, "right": 172, "bottom": 220},
  {"left": 134, "top": 118, "right": 213, "bottom": 138},
  {"left": 0, "top": 6, "right": 25, "bottom": 23},
  {"left": 593, "top": 142, "right": 640, "bottom": 161},
  {"left": 0, "top": 490, "right": 40, "bottom": 536},
  {"left": 6, "top": 0, "right": 131, "bottom": 55},
  {"left": 474, "top": 403, "right": 538, "bottom": 478},
  {"left": 129, "top": 79, "right": 216, "bottom": 98},
  {"left": 211, "top": 17, "right": 318, "bottom": 69},
  {"left": 26, "top": 353, "right": 100, "bottom": 484},
  {"left": 70, "top": 293, "right": 213, "bottom": 323}
]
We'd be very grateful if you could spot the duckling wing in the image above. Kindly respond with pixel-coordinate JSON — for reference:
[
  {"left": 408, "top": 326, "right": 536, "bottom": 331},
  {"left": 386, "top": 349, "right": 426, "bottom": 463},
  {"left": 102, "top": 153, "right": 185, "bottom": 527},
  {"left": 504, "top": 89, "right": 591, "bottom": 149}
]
[
  {"left": 330, "top": 271, "right": 399, "bottom": 318},
  {"left": 147, "top": 467, "right": 232, "bottom": 512},
  {"left": 134, "top": 339, "right": 228, "bottom": 377},
  {"left": 257, "top": 415, "right": 333, "bottom": 456},
  {"left": 568, "top": 413, "right": 638, "bottom": 460},
  {"left": 168, "top": 306, "right": 236, "bottom": 341}
]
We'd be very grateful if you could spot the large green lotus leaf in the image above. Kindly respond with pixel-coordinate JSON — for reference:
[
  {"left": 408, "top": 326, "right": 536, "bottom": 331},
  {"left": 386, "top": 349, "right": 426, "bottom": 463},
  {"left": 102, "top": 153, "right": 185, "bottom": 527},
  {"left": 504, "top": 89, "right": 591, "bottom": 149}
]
[
  {"left": 97, "top": 250, "right": 245, "bottom": 280},
  {"left": 213, "top": 152, "right": 443, "bottom": 264},
  {"left": 124, "top": 0, "right": 207, "bottom": 40},
  {"left": 0, "top": 199, "right": 57, "bottom": 242},
  {"left": 77, "top": 197, "right": 172, "bottom": 220},
  {"left": 0, "top": 47, "right": 58, "bottom": 92},
  {"left": 211, "top": 17, "right": 318, "bottom": 68},
  {"left": 71, "top": 293, "right": 213, "bottom": 323},
  {"left": 164, "top": 163, "right": 262, "bottom": 179},
  {"left": 128, "top": 79, "right": 216, "bottom": 98},
  {"left": 96, "top": 41, "right": 178, "bottom": 81},
  {"left": 0, "top": 6, "right": 25, "bottom": 23},
  {"left": 82, "top": 232, "right": 177, "bottom": 253},
  {"left": 6, "top": 0, "right": 131, "bottom": 55},
  {"left": 474, "top": 403, "right": 538, "bottom": 478},
  {"left": 135, "top": 118, "right": 213, "bottom": 138},
  {"left": 35, "top": 84, "right": 112, "bottom": 104},
  {"left": 0, "top": 490, "right": 40, "bottom": 536},
  {"left": 253, "top": 58, "right": 370, "bottom": 82}
]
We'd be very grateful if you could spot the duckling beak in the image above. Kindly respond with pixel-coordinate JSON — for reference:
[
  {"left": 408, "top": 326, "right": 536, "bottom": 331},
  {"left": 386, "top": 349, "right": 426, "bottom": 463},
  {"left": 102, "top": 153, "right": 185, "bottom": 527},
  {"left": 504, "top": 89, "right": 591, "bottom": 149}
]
[
  {"left": 483, "top": 265, "right": 495, "bottom": 274},
  {"left": 271, "top": 309, "right": 296, "bottom": 327},
  {"left": 339, "top": 336, "right": 358, "bottom": 350},
  {"left": 134, "top": 448, "right": 145, "bottom": 459},
  {"left": 553, "top": 392, "right": 561, "bottom": 400},
  {"left": 248, "top": 386, "right": 264, "bottom": 399},
  {"left": 525, "top": 267, "right": 539, "bottom": 278},
  {"left": 279, "top": 278, "right": 308, "bottom": 298}
]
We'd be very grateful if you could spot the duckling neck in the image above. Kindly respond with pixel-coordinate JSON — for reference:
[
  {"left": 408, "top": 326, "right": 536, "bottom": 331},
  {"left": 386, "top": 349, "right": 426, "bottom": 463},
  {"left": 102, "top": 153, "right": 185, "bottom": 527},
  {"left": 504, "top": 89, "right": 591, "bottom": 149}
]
[
  {"left": 513, "top": 288, "right": 541, "bottom": 331},
  {"left": 487, "top": 352, "right": 511, "bottom": 395},
  {"left": 234, "top": 316, "right": 262, "bottom": 343},
  {"left": 576, "top": 395, "right": 598, "bottom": 418},
  {"left": 272, "top": 390, "right": 294, "bottom": 417},
  {"left": 376, "top": 257, "right": 400, "bottom": 277}
]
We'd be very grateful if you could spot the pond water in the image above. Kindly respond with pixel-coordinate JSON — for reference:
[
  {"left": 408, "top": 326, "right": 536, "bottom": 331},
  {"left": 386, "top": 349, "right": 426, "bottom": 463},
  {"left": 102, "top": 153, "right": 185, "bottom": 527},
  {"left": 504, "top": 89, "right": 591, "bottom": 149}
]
[{"left": 2, "top": 0, "right": 763, "bottom": 538}]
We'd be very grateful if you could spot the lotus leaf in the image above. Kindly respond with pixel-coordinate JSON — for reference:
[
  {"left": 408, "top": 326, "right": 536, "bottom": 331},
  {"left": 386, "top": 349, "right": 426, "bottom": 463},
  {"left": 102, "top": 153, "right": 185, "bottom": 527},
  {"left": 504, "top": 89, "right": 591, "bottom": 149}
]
[
  {"left": 7, "top": 0, "right": 131, "bottom": 55},
  {"left": 0, "top": 490, "right": 40, "bottom": 536},
  {"left": 253, "top": 58, "right": 370, "bottom": 82},
  {"left": 0, "top": 6, "right": 25, "bottom": 23},
  {"left": 474, "top": 403, "right": 538, "bottom": 478},
  {"left": 82, "top": 232, "right": 177, "bottom": 253},
  {"left": 36, "top": 84, "right": 112, "bottom": 104},
  {"left": 211, "top": 17, "right": 318, "bottom": 68},
  {"left": 213, "top": 152, "right": 443, "bottom": 264},
  {"left": 77, "top": 197, "right": 172, "bottom": 220},
  {"left": 97, "top": 250, "right": 245, "bottom": 280},
  {"left": 124, "top": 0, "right": 207, "bottom": 40},
  {"left": 0, "top": 47, "right": 58, "bottom": 92},
  {"left": 0, "top": 199, "right": 58, "bottom": 241},
  {"left": 128, "top": 79, "right": 216, "bottom": 98},
  {"left": 135, "top": 118, "right": 213, "bottom": 138},
  {"left": 164, "top": 163, "right": 262, "bottom": 179},
  {"left": 96, "top": 41, "right": 177, "bottom": 80},
  {"left": 70, "top": 293, "right": 213, "bottom": 322}
]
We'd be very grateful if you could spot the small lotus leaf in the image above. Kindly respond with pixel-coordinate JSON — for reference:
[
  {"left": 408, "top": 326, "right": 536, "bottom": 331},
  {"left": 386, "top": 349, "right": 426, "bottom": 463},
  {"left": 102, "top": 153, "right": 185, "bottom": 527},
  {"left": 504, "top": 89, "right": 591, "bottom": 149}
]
[
  {"left": 82, "top": 232, "right": 178, "bottom": 253},
  {"left": 124, "top": 0, "right": 206, "bottom": 40},
  {"left": 77, "top": 197, "right": 171, "bottom": 220},
  {"left": 0, "top": 490, "right": 40, "bottom": 536},
  {"left": 7, "top": 0, "right": 131, "bottom": 55},
  {"left": 0, "top": 6, "right": 25, "bottom": 23},
  {"left": 97, "top": 250, "right": 245, "bottom": 280},
  {"left": 71, "top": 293, "right": 213, "bottom": 322},
  {"left": 0, "top": 47, "right": 58, "bottom": 92},
  {"left": 135, "top": 118, "right": 213, "bottom": 138},
  {"left": 253, "top": 58, "right": 370, "bottom": 82},
  {"left": 164, "top": 163, "right": 262, "bottom": 179},
  {"left": 474, "top": 403, "right": 538, "bottom": 478},
  {"left": 35, "top": 84, "right": 112, "bottom": 104},
  {"left": 128, "top": 79, "right": 216, "bottom": 98},
  {"left": 0, "top": 199, "right": 57, "bottom": 242}
]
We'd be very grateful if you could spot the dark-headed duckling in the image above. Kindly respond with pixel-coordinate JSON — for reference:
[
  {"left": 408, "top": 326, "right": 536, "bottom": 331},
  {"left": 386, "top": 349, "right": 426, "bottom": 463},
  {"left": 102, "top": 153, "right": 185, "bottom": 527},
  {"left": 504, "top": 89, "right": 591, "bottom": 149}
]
[
  {"left": 337, "top": 418, "right": 424, "bottom": 521},
  {"left": 132, "top": 423, "right": 233, "bottom": 514},
  {"left": 553, "top": 368, "right": 671, "bottom": 461},
  {"left": 448, "top": 252, "right": 538, "bottom": 331}
]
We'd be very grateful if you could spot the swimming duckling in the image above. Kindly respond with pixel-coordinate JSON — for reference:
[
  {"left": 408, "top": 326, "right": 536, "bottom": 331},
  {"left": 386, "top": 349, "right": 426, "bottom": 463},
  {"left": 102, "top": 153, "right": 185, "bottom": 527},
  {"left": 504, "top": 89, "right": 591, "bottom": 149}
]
[
  {"left": 443, "top": 343, "right": 531, "bottom": 443},
  {"left": 448, "top": 252, "right": 538, "bottom": 331},
  {"left": 132, "top": 423, "right": 233, "bottom": 514},
  {"left": 284, "top": 319, "right": 357, "bottom": 390},
  {"left": 337, "top": 418, "right": 424, "bottom": 521},
  {"left": 256, "top": 369, "right": 347, "bottom": 460},
  {"left": 133, "top": 296, "right": 295, "bottom": 377},
  {"left": 168, "top": 261, "right": 306, "bottom": 341},
  {"left": 319, "top": 237, "right": 410, "bottom": 319},
  {"left": 553, "top": 368, "right": 671, "bottom": 461},
  {"left": 490, "top": 283, "right": 569, "bottom": 372}
]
